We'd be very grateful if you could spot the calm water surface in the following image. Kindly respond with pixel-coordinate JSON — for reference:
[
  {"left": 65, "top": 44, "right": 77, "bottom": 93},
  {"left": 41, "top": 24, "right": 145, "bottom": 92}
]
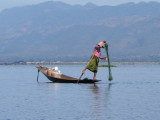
[{"left": 0, "top": 64, "right": 160, "bottom": 120}]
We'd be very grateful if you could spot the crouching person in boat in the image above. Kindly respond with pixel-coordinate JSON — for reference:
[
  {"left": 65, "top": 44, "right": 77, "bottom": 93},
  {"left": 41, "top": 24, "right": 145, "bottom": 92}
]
[{"left": 82, "top": 40, "right": 108, "bottom": 80}]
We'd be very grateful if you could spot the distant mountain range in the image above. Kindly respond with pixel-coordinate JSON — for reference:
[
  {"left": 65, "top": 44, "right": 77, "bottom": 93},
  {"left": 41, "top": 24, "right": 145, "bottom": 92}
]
[{"left": 0, "top": 1, "right": 160, "bottom": 62}]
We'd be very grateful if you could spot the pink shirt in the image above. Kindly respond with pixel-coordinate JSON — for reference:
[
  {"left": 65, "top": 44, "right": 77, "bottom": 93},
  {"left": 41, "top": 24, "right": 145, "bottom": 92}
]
[{"left": 93, "top": 43, "right": 105, "bottom": 59}]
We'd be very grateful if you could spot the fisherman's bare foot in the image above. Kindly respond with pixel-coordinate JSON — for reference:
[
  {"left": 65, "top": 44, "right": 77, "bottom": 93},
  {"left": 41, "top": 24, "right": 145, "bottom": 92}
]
[{"left": 93, "top": 78, "right": 97, "bottom": 80}]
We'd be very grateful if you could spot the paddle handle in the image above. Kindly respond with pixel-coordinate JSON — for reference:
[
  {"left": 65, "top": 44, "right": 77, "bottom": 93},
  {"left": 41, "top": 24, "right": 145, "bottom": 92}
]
[{"left": 77, "top": 73, "right": 84, "bottom": 83}]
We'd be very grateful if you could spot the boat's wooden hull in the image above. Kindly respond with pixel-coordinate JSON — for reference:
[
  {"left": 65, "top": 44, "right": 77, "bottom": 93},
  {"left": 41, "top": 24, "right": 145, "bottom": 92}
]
[
  {"left": 36, "top": 66, "right": 100, "bottom": 83},
  {"left": 45, "top": 75, "right": 99, "bottom": 83}
]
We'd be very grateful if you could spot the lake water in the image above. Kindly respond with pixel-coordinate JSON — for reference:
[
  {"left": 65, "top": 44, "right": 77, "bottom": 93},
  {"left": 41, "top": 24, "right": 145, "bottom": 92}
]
[{"left": 0, "top": 64, "right": 160, "bottom": 120}]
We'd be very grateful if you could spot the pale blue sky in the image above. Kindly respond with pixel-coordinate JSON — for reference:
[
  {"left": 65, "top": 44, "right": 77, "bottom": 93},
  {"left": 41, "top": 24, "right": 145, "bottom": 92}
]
[{"left": 0, "top": 0, "right": 160, "bottom": 11}]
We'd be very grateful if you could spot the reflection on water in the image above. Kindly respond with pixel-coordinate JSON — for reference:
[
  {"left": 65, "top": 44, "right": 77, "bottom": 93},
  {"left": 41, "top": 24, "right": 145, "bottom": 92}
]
[
  {"left": 90, "top": 83, "right": 112, "bottom": 96},
  {"left": 37, "top": 82, "right": 114, "bottom": 120},
  {"left": 89, "top": 83, "right": 113, "bottom": 120}
]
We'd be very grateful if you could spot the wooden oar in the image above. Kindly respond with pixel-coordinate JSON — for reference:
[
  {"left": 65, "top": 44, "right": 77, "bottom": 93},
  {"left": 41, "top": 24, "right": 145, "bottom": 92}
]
[
  {"left": 104, "top": 43, "right": 113, "bottom": 81},
  {"left": 37, "top": 69, "right": 40, "bottom": 82},
  {"left": 77, "top": 73, "right": 84, "bottom": 83}
]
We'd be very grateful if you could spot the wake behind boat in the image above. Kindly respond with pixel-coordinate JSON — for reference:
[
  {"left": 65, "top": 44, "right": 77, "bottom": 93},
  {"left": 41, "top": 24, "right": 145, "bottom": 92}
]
[{"left": 36, "top": 66, "right": 101, "bottom": 83}]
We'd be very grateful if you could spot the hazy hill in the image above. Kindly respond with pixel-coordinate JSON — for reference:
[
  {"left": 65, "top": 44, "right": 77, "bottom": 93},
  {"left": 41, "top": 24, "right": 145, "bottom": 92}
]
[{"left": 0, "top": 1, "right": 160, "bottom": 62}]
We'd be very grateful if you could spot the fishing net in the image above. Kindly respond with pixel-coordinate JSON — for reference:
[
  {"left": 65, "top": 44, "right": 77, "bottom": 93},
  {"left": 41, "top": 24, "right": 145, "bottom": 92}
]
[{"left": 104, "top": 43, "right": 113, "bottom": 81}]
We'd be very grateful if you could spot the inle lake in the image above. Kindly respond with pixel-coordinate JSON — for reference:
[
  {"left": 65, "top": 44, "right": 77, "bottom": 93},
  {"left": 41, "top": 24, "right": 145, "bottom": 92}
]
[{"left": 0, "top": 64, "right": 160, "bottom": 120}]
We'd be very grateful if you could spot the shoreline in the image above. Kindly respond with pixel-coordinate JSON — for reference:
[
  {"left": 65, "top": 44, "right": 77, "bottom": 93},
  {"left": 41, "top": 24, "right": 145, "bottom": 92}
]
[{"left": 0, "top": 62, "right": 160, "bottom": 65}]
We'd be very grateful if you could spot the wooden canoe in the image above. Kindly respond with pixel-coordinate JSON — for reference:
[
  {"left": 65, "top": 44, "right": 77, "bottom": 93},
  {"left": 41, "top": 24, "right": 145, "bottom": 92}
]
[{"left": 36, "top": 66, "right": 101, "bottom": 83}]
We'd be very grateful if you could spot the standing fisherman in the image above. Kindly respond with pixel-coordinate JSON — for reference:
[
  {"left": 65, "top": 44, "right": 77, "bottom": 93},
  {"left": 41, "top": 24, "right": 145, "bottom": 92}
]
[{"left": 81, "top": 40, "right": 108, "bottom": 80}]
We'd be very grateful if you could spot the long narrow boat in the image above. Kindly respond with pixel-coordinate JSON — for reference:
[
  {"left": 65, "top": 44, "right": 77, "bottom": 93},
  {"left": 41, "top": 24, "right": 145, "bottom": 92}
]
[{"left": 36, "top": 66, "right": 100, "bottom": 83}]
